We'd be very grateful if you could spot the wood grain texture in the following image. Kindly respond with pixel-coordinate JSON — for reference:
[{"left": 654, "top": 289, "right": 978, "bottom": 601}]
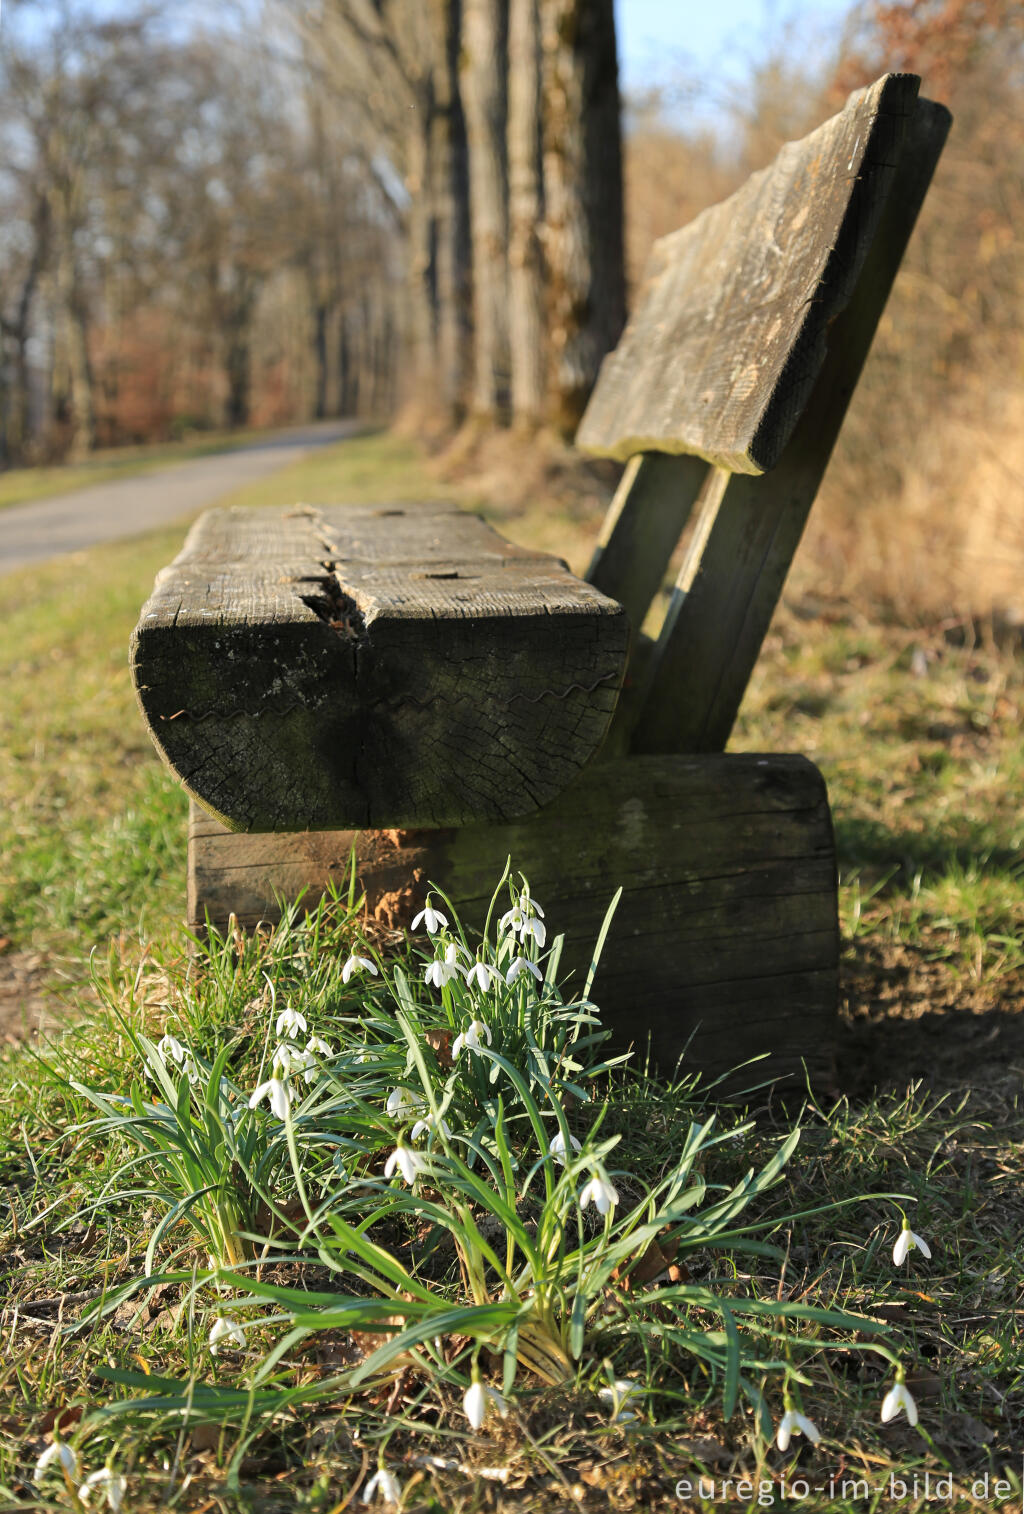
[
  {"left": 188, "top": 753, "right": 838, "bottom": 1087},
  {"left": 131, "top": 503, "right": 628, "bottom": 831},
  {"left": 576, "top": 73, "right": 921, "bottom": 472},
  {"left": 631, "top": 96, "right": 952, "bottom": 755},
  {"left": 586, "top": 451, "right": 711, "bottom": 635}
]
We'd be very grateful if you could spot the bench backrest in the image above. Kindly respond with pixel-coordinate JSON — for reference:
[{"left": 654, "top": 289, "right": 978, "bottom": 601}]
[{"left": 579, "top": 73, "right": 951, "bottom": 754}]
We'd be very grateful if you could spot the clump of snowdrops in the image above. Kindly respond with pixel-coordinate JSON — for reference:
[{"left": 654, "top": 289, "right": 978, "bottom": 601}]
[{"left": 40, "top": 868, "right": 929, "bottom": 1478}]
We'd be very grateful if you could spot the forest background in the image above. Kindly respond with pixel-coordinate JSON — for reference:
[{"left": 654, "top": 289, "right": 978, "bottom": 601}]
[{"left": 1, "top": 0, "right": 1021, "bottom": 621}]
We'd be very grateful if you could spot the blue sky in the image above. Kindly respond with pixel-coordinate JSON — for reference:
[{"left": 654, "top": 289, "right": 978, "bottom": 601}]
[{"left": 615, "top": 0, "right": 858, "bottom": 117}]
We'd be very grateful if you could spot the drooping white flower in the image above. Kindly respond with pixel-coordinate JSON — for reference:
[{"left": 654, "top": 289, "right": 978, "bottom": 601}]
[
  {"left": 411, "top": 904, "right": 448, "bottom": 934},
  {"left": 34, "top": 1440, "right": 78, "bottom": 1480},
  {"left": 425, "top": 942, "right": 462, "bottom": 988},
  {"left": 386, "top": 1086, "right": 423, "bottom": 1118},
  {"left": 180, "top": 1052, "right": 202, "bottom": 1087},
  {"left": 342, "top": 955, "right": 378, "bottom": 984},
  {"left": 158, "top": 1033, "right": 186, "bottom": 1064},
  {"left": 893, "top": 1222, "right": 931, "bottom": 1265},
  {"left": 463, "top": 1378, "right": 507, "bottom": 1430},
  {"left": 249, "top": 1073, "right": 292, "bottom": 1120},
  {"left": 209, "top": 1315, "right": 246, "bottom": 1354},
  {"left": 302, "top": 1035, "right": 334, "bottom": 1079},
  {"left": 499, "top": 906, "right": 525, "bottom": 934},
  {"left": 505, "top": 956, "right": 543, "bottom": 986},
  {"left": 881, "top": 1379, "right": 918, "bottom": 1426},
  {"left": 464, "top": 960, "right": 495, "bottom": 992},
  {"left": 598, "top": 1379, "right": 642, "bottom": 1424},
  {"left": 79, "top": 1468, "right": 127, "bottom": 1511},
  {"left": 453, "top": 1019, "right": 493, "bottom": 1058},
  {"left": 286, "top": 1047, "right": 317, "bottom": 1082},
  {"left": 579, "top": 1174, "right": 619, "bottom": 1215},
  {"left": 362, "top": 1465, "right": 402, "bottom": 1504},
  {"left": 411, "top": 1112, "right": 453, "bottom": 1143},
  {"left": 776, "top": 1407, "right": 821, "bottom": 1451},
  {"left": 519, "top": 917, "right": 547, "bottom": 948},
  {"left": 276, "top": 1006, "right": 308, "bottom": 1039},
  {"left": 384, "top": 1143, "right": 427, "bottom": 1185},
  {"left": 548, "top": 1131, "right": 582, "bottom": 1166}
]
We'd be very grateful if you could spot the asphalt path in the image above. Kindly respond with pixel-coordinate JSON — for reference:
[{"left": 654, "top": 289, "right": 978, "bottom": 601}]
[{"left": 0, "top": 418, "right": 361, "bottom": 577}]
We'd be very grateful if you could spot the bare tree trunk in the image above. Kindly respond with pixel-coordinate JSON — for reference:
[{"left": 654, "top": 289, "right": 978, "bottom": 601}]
[
  {"left": 431, "top": 0, "right": 472, "bottom": 421},
  {"left": 540, "top": 0, "right": 625, "bottom": 437},
  {"left": 55, "top": 234, "right": 97, "bottom": 457},
  {"left": 404, "top": 106, "right": 441, "bottom": 407},
  {"left": 507, "top": 0, "right": 546, "bottom": 429},
  {"left": 461, "top": 0, "right": 510, "bottom": 421}
]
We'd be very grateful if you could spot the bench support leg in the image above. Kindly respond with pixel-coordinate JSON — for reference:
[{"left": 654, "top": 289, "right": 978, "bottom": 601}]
[{"left": 188, "top": 752, "right": 838, "bottom": 1090}]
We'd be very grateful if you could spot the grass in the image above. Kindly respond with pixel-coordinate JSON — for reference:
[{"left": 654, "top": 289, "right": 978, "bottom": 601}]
[
  {"left": 0, "top": 429, "right": 273, "bottom": 512},
  {"left": 1, "top": 428, "right": 1023, "bottom": 1511}
]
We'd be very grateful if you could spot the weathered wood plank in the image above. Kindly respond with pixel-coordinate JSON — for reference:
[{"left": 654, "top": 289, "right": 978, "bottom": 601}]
[
  {"left": 188, "top": 753, "right": 839, "bottom": 1087},
  {"left": 576, "top": 73, "right": 921, "bottom": 473},
  {"left": 631, "top": 96, "right": 952, "bottom": 755},
  {"left": 132, "top": 503, "right": 628, "bottom": 832},
  {"left": 585, "top": 451, "right": 710, "bottom": 634}
]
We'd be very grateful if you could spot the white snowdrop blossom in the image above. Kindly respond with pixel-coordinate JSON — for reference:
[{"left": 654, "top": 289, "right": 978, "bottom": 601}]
[
  {"left": 548, "top": 1131, "right": 582, "bottom": 1166},
  {"left": 306, "top": 1033, "right": 333, "bottom": 1058},
  {"left": 181, "top": 1052, "right": 202, "bottom": 1087},
  {"left": 342, "top": 955, "right": 378, "bottom": 983},
  {"left": 499, "top": 906, "right": 525, "bottom": 934},
  {"left": 79, "top": 1468, "right": 127, "bottom": 1511},
  {"left": 881, "top": 1379, "right": 918, "bottom": 1426},
  {"left": 453, "top": 1019, "right": 493, "bottom": 1058},
  {"left": 276, "top": 1006, "right": 308, "bottom": 1038},
  {"left": 362, "top": 1466, "right": 402, "bottom": 1504},
  {"left": 411, "top": 1112, "right": 453, "bottom": 1142},
  {"left": 598, "top": 1379, "right": 642, "bottom": 1424},
  {"left": 34, "top": 1440, "right": 79, "bottom": 1480},
  {"left": 425, "top": 942, "right": 462, "bottom": 988},
  {"left": 464, "top": 960, "right": 495, "bottom": 992},
  {"left": 411, "top": 904, "right": 448, "bottom": 934},
  {"left": 209, "top": 1315, "right": 246, "bottom": 1354},
  {"left": 158, "top": 1033, "right": 186, "bottom": 1064},
  {"left": 249, "top": 1073, "right": 293, "bottom": 1120},
  {"left": 384, "top": 1143, "right": 427, "bottom": 1185},
  {"left": 776, "top": 1408, "right": 821, "bottom": 1451},
  {"left": 506, "top": 956, "right": 543, "bottom": 985},
  {"left": 893, "top": 1222, "right": 931, "bottom": 1265},
  {"left": 518, "top": 917, "right": 547, "bottom": 948},
  {"left": 386, "top": 1086, "right": 423, "bottom": 1118},
  {"left": 579, "top": 1173, "right": 619, "bottom": 1215},
  {"left": 463, "top": 1378, "right": 507, "bottom": 1430}
]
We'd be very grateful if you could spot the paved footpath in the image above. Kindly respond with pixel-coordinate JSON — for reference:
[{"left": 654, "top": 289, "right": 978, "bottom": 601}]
[{"left": 0, "top": 419, "right": 360, "bottom": 577}]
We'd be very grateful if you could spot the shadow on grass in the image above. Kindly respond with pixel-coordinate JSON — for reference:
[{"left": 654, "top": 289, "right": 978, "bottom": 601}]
[{"left": 835, "top": 815, "right": 1024, "bottom": 886}]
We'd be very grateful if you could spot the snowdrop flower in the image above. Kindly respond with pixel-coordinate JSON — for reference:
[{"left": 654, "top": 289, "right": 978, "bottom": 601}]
[
  {"left": 411, "top": 1112, "right": 453, "bottom": 1142},
  {"left": 499, "top": 906, "right": 525, "bottom": 934},
  {"left": 362, "top": 1465, "right": 402, "bottom": 1504},
  {"left": 548, "top": 1131, "right": 582, "bottom": 1166},
  {"left": 411, "top": 903, "right": 448, "bottom": 934},
  {"left": 881, "top": 1377, "right": 918, "bottom": 1426},
  {"left": 893, "top": 1221, "right": 931, "bottom": 1265},
  {"left": 180, "top": 1052, "right": 202, "bottom": 1087},
  {"left": 463, "top": 1378, "right": 507, "bottom": 1430},
  {"left": 464, "top": 960, "right": 495, "bottom": 992},
  {"left": 453, "top": 1019, "right": 493, "bottom": 1058},
  {"left": 158, "top": 1033, "right": 186, "bottom": 1064},
  {"left": 305, "top": 1033, "right": 333, "bottom": 1062},
  {"left": 343, "top": 954, "right": 378, "bottom": 983},
  {"left": 506, "top": 956, "right": 543, "bottom": 985},
  {"left": 386, "top": 1086, "right": 423, "bottom": 1118},
  {"left": 249, "top": 1072, "right": 292, "bottom": 1120},
  {"left": 384, "top": 1143, "right": 427, "bottom": 1185},
  {"left": 599, "top": 1379, "right": 642, "bottom": 1424},
  {"left": 286, "top": 1047, "right": 317, "bottom": 1082},
  {"left": 209, "top": 1315, "right": 246, "bottom": 1354},
  {"left": 518, "top": 917, "right": 547, "bottom": 948},
  {"left": 776, "top": 1407, "right": 821, "bottom": 1450},
  {"left": 276, "top": 1006, "right": 307, "bottom": 1039},
  {"left": 425, "top": 942, "right": 461, "bottom": 988},
  {"left": 579, "top": 1173, "right": 619, "bottom": 1214},
  {"left": 79, "top": 1468, "right": 127, "bottom": 1511},
  {"left": 34, "top": 1439, "right": 78, "bottom": 1480}
]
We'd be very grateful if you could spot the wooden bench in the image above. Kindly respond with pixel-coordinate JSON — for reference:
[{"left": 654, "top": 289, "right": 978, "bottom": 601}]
[{"left": 132, "top": 74, "right": 950, "bottom": 1087}]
